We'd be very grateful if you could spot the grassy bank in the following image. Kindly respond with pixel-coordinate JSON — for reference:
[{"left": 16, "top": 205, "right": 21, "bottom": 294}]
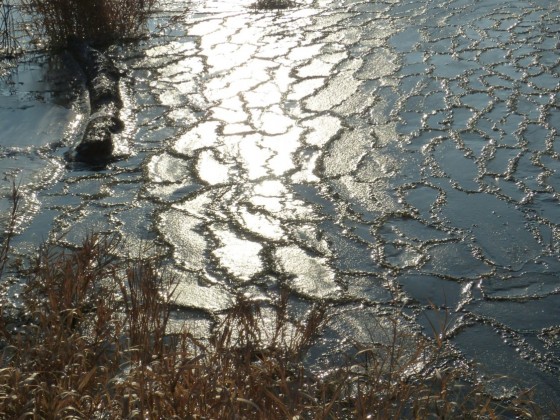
[{"left": 0, "top": 187, "right": 551, "bottom": 418}]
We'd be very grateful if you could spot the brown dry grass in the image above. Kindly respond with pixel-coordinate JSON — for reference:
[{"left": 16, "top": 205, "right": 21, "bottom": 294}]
[
  {"left": 0, "top": 185, "right": 553, "bottom": 418},
  {"left": 21, "top": 0, "right": 157, "bottom": 48}
]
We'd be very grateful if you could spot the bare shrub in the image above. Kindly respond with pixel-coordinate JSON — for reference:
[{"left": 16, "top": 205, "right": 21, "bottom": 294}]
[{"left": 0, "top": 1, "right": 20, "bottom": 57}]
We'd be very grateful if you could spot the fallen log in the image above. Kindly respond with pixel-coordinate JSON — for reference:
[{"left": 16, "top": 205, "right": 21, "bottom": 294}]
[{"left": 66, "top": 38, "right": 124, "bottom": 166}]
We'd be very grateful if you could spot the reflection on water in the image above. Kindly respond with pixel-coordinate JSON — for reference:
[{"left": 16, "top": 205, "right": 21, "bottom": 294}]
[{"left": 1, "top": 0, "right": 560, "bottom": 406}]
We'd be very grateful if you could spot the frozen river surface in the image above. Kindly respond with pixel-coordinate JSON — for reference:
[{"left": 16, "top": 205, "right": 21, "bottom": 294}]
[{"left": 1, "top": 0, "right": 560, "bottom": 405}]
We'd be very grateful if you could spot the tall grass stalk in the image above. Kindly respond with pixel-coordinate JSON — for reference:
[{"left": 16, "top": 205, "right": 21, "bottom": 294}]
[{"left": 0, "top": 181, "right": 20, "bottom": 279}]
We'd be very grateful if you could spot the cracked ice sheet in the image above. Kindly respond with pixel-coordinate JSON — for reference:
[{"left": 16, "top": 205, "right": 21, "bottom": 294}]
[{"left": 275, "top": 246, "right": 339, "bottom": 299}]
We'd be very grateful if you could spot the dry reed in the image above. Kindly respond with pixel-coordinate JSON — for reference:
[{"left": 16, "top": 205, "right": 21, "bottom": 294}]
[
  {"left": 0, "top": 187, "right": 553, "bottom": 418},
  {"left": 21, "top": 0, "right": 157, "bottom": 48}
]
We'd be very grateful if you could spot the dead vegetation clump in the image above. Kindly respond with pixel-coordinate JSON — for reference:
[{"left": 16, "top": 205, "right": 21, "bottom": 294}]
[
  {"left": 0, "top": 186, "right": 552, "bottom": 418},
  {"left": 20, "top": 0, "right": 158, "bottom": 48},
  {"left": 252, "top": 0, "right": 295, "bottom": 11}
]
